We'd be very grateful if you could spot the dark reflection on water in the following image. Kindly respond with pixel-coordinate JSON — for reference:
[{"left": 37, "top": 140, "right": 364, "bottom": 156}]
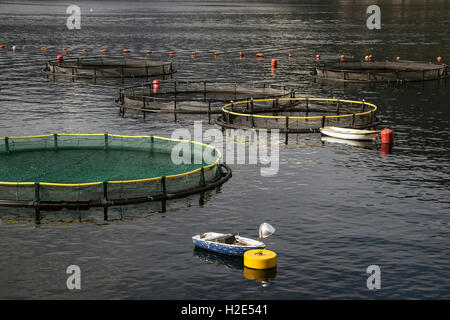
[{"left": 0, "top": 1, "right": 449, "bottom": 299}]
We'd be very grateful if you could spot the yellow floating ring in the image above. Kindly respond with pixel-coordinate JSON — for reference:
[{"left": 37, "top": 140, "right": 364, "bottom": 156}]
[{"left": 244, "top": 249, "right": 277, "bottom": 270}]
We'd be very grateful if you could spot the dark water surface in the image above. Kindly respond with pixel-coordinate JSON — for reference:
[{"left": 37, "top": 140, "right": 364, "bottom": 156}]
[{"left": 0, "top": 1, "right": 449, "bottom": 299}]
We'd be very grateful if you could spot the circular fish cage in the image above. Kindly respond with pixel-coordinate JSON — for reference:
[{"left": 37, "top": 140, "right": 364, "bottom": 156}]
[
  {"left": 216, "top": 97, "right": 380, "bottom": 135},
  {"left": 313, "top": 60, "right": 448, "bottom": 82},
  {"left": 115, "top": 80, "right": 296, "bottom": 122},
  {"left": 43, "top": 56, "right": 176, "bottom": 79},
  {"left": 0, "top": 134, "right": 231, "bottom": 222}
]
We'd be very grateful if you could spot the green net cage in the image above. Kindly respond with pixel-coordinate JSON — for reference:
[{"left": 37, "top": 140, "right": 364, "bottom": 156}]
[{"left": 0, "top": 134, "right": 231, "bottom": 222}]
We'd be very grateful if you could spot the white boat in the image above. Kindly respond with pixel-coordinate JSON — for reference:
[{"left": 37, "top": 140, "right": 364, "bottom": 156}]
[
  {"left": 320, "top": 126, "right": 379, "bottom": 141},
  {"left": 192, "top": 223, "right": 275, "bottom": 256},
  {"left": 320, "top": 136, "right": 377, "bottom": 149}
]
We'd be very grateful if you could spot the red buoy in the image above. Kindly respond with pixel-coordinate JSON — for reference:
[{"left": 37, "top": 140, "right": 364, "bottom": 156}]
[
  {"left": 380, "top": 128, "right": 393, "bottom": 144},
  {"left": 271, "top": 59, "right": 277, "bottom": 68},
  {"left": 152, "top": 79, "right": 160, "bottom": 93},
  {"left": 380, "top": 143, "right": 393, "bottom": 156},
  {"left": 57, "top": 55, "right": 64, "bottom": 63}
]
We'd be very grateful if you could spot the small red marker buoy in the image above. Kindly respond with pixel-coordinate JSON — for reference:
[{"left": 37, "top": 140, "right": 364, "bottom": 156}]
[
  {"left": 380, "top": 128, "right": 394, "bottom": 144},
  {"left": 101, "top": 49, "right": 109, "bottom": 53},
  {"left": 437, "top": 56, "right": 442, "bottom": 63},
  {"left": 340, "top": 54, "right": 345, "bottom": 61},
  {"left": 368, "top": 54, "right": 373, "bottom": 61},
  {"left": 82, "top": 48, "right": 87, "bottom": 53},
  {"left": 152, "top": 79, "right": 160, "bottom": 93},
  {"left": 123, "top": 49, "right": 130, "bottom": 54},
  {"left": 240, "top": 52, "right": 244, "bottom": 58},
  {"left": 41, "top": 46, "right": 47, "bottom": 51},
  {"left": 271, "top": 59, "right": 277, "bottom": 68},
  {"left": 168, "top": 51, "right": 175, "bottom": 55},
  {"left": 380, "top": 143, "right": 393, "bottom": 156},
  {"left": 315, "top": 54, "right": 320, "bottom": 60},
  {"left": 22, "top": 45, "right": 27, "bottom": 50},
  {"left": 146, "top": 50, "right": 152, "bottom": 55},
  {"left": 0, "top": 45, "right": 5, "bottom": 49},
  {"left": 256, "top": 53, "right": 264, "bottom": 58},
  {"left": 396, "top": 56, "right": 400, "bottom": 61},
  {"left": 288, "top": 53, "right": 293, "bottom": 58}
]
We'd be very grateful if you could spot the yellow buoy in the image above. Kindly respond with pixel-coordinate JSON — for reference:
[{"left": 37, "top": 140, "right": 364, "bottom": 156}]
[
  {"left": 244, "top": 249, "right": 277, "bottom": 270},
  {"left": 243, "top": 267, "right": 277, "bottom": 282}
]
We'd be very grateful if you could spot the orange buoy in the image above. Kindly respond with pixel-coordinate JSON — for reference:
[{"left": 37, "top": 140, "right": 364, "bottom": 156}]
[
  {"left": 123, "top": 49, "right": 130, "bottom": 54},
  {"left": 396, "top": 56, "right": 400, "bottom": 61},
  {"left": 41, "top": 46, "right": 47, "bottom": 51},
  {"left": 368, "top": 54, "right": 373, "bottom": 61},
  {"left": 214, "top": 52, "right": 220, "bottom": 56},
  {"left": 437, "top": 56, "right": 442, "bottom": 63},
  {"left": 57, "top": 55, "right": 64, "bottom": 63},
  {"left": 146, "top": 50, "right": 152, "bottom": 55},
  {"left": 101, "top": 49, "right": 109, "bottom": 53},
  {"left": 82, "top": 48, "right": 87, "bottom": 53},
  {"left": 62, "top": 47, "right": 67, "bottom": 52},
  {"left": 271, "top": 59, "right": 277, "bottom": 68},
  {"left": 0, "top": 45, "right": 5, "bottom": 49},
  {"left": 340, "top": 54, "right": 345, "bottom": 61},
  {"left": 380, "top": 143, "right": 393, "bottom": 156},
  {"left": 315, "top": 54, "right": 320, "bottom": 60},
  {"left": 256, "top": 53, "right": 264, "bottom": 58},
  {"left": 22, "top": 45, "right": 27, "bottom": 50},
  {"left": 288, "top": 53, "right": 293, "bottom": 58},
  {"left": 152, "top": 79, "right": 160, "bottom": 93},
  {"left": 240, "top": 52, "right": 244, "bottom": 58},
  {"left": 380, "top": 128, "right": 393, "bottom": 144},
  {"left": 168, "top": 51, "right": 175, "bottom": 55}
]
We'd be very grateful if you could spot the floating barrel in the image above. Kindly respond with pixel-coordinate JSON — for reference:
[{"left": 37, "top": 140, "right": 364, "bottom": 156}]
[
  {"left": 380, "top": 128, "right": 393, "bottom": 144},
  {"left": 271, "top": 59, "right": 277, "bottom": 68},
  {"left": 244, "top": 249, "right": 277, "bottom": 270},
  {"left": 243, "top": 266, "right": 277, "bottom": 282}
]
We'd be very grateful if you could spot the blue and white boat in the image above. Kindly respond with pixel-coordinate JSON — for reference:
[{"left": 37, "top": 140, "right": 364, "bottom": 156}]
[{"left": 192, "top": 223, "right": 276, "bottom": 256}]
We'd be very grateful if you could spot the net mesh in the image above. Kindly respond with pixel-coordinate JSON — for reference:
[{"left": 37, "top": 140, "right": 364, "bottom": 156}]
[
  {"left": 315, "top": 60, "right": 448, "bottom": 82},
  {"left": 0, "top": 134, "right": 221, "bottom": 204},
  {"left": 217, "top": 98, "right": 379, "bottom": 133},
  {"left": 44, "top": 57, "right": 175, "bottom": 78},
  {"left": 116, "top": 81, "right": 295, "bottom": 118}
]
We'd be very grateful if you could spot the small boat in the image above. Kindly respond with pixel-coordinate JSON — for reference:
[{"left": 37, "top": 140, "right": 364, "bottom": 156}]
[
  {"left": 320, "top": 136, "right": 377, "bottom": 149},
  {"left": 320, "top": 126, "right": 379, "bottom": 141},
  {"left": 192, "top": 223, "right": 275, "bottom": 256}
]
